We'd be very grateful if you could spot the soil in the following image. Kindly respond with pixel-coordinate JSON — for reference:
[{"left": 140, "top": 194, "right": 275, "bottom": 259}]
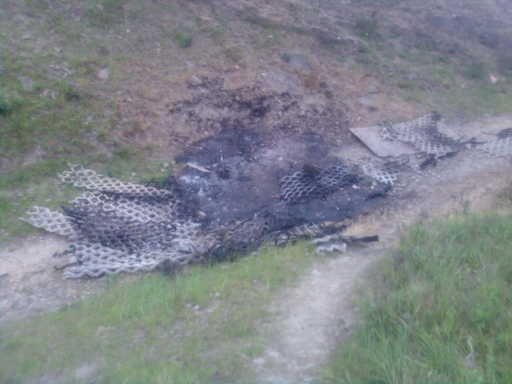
[{"left": 0, "top": 235, "right": 110, "bottom": 323}]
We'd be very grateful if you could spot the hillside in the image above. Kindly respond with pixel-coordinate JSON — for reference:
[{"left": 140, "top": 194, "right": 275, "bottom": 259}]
[{"left": 0, "top": 1, "right": 512, "bottom": 383}]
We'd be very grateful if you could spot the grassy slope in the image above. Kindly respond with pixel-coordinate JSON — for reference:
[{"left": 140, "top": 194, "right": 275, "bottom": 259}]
[
  {"left": 323, "top": 213, "right": 512, "bottom": 384},
  {"left": 0, "top": 0, "right": 174, "bottom": 242},
  {"left": 2, "top": 0, "right": 512, "bottom": 241},
  {"left": 0, "top": 242, "right": 314, "bottom": 383}
]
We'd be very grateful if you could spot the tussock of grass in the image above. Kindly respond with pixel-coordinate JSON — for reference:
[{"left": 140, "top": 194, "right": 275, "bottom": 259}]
[
  {"left": 354, "top": 17, "right": 380, "bottom": 40},
  {"left": 173, "top": 30, "right": 193, "bottom": 49},
  {"left": 323, "top": 213, "right": 512, "bottom": 384},
  {"left": 0, "top": 243, "right": 314, "bottom": 383},
  {"left": 0, "top": 88, "right": 15, "bottom": 115},
  {"left": 86, "top": 0, "right": 128, "bottom": 29}
]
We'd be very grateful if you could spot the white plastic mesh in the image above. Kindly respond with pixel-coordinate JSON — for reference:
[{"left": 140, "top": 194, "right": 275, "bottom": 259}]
[
  {"left": 279, "top": 164, "right": 356, "bottom": 203},
  {"left": 21, "top": 165, "right": 207, "bottom": 278},
  {"left": 477, "top": 136, "right": 512, "bottom": 157},
  {"left": 379, "top": 113, "right": 460, "bottom": 158},
  {"left": 59, "top": 164, "right": 175, "bottom": 198},
  {"left": 22, "top": 206, "right": 78, "bottom": 239}
]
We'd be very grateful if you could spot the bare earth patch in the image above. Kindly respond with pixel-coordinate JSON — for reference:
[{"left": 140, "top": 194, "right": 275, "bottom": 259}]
[{"left": 0, "top": 235, "right": 109, "bottom": 324}]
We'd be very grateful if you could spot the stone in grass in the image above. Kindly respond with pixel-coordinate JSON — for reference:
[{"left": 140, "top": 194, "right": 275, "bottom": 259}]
[{"left": 96, "top": 68, "right": 110, "bottom": 81}]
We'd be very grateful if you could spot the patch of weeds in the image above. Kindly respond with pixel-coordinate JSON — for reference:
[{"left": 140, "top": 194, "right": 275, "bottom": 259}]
[
  {"left": 59, "top": 84, "right": 82, "bottom": 102},
  {"left": 0, "top": 54, "right": 106, "bottom": 161},
  {"left": 464, "top": 60, "right": 486, "bottom": 80},
  {"left": 70, "top": 58, "right": 107, "bottom": 80},
  {"left": 354, "top": 44, "right": 382, "bottom": 70},
  {"left": 242, "top": 7, "right": 273, "bottom": 28},
  {"left": 224, "top": 46, "right": 244, "bottom": 63},
  {"left": 280, "top": 53, "right": 292, "bottom": 63},
  {"left": 262, "top": 25, "right": 280, "bottom": 41},
  {"left": 432, "top": 65, "right": 455, "bottom": 88},
  {"left": 0, "top": 88, "right": 14, "bottom": 115},
  {"left": 0, "top": 242, "right": 315, "bottom": 382},
  {"left": 354, "top": 17, "right": 380, "bottom": 40},
  {"left": 23, "top": 0, "right": 50, "bottom": 10},
  {"left": 413, "top": 31, "right": 439, "bottom": 52},
  {"left": 0, "top": 196, "right": 14, "bottom": 229},
  {"left": 203, "top": 26, "right": 225, "bottom": 44},
  {"left": 86, "top": 0, "right": 127, "bottom": 29},
  {"left": 496, "top": 182, "right": 512, "bottom": 210},
  {"left": 173, "top": 30, "right": 193, "bottom": 49},
  {"left": 0, "top": 159, "right": 67, "bottom": 189},
  {"left": 498, "top": 53, "right": 512, "bottom": 77},
  {"left": 323, "top": 213, "right": 512, "bottom": 383},
  {"left": 396, "top": 80, "right": 415, "bottom": 90},
  {"left": 113, "top": 146, "right": 138, "bottom": 161},
  {"left": 46, "top": 14, "right": 73, "bottom": 38},
  {"left": 434, "top": 83, "right": 512, "bottom": 116}
]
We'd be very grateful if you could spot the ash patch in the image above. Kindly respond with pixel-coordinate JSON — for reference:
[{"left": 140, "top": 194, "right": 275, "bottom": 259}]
[
  {"left": 170, "top": 79, "right": 369, "bottom": 229},
  {"left": 21, "top": 83, "right": 390, "bottom": 279},
  {"left": 167, "top": 78, "right": 350, "bottom": 147},
  {"left": 175, "top": 127, "right": 389, "bottom": 230}
]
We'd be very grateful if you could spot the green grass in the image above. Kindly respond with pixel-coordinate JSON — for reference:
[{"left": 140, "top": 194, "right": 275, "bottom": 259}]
[
  {"left": 0, "top": 35, "right": 171, "bottom": 242},
  {"left": 0, "top": 87, "right": 16, "bottom": 115},
  {"left": 173, "top": 30, "right": 194, "bottom": 49},
  {"left": 0, "top": 57, "right": 99, "bottom": 160},
  {"left": 323, "top": 213, "right": 512, "bottom": 384},
  {"left": 354, "top": 17, "right": 380, "bottom": 40},
  {"left": 0, "top": 242, "right": 315, "bottom": 383},
  {"left": 86, "top": 0, "right": 128, "bottom": 29},
  {"left": 413, "top": 82, "right": 512, "bottom": 117}
]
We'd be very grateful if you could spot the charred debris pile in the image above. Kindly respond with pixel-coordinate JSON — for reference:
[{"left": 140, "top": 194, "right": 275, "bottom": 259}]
[{"left": 23, "top": 81, "right": 473, "bottom": 278}]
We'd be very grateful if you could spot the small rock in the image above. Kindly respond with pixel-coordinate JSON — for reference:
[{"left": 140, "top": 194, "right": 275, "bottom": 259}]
[
  {"left": 259, "top": 70, "right": 302, "bottom": 94},
  {"left": 19, "top": 76, "right": 35, "bottom": 92},
  {"left": 406, "top": 72, "right": 419, "bottom": 81},
  {"left": 97, "top": 68, "right": 109, "bottom": 81},
  {"left": 253, "top": 357, "right": 265, "bottom": 366},
  {"left": 187, "top": 75, "right": 203, "bottom": 87},
  {"left": 97, "top": 46, "right": 110, "bottom": 56},
  {"left": 367, "top": 86, "right": 380, "bottom": 94},
  {"left": 281, "top": 53, "right": 313, "bottom": 72},
  {"left": 22, "top": 33, "right": 31, "bottom": 40},
  {"left": 74, "top": 363, "right": 98, "bottom": 381},
  {"left": 41, "top": 89, "right": 58, "bottom": 99},
  {"left": 358, "top": 94, "right": 379, "bottom": 107}
]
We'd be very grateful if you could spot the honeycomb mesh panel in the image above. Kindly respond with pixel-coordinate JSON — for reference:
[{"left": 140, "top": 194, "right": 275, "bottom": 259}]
[
  {"left": 379, "top": 112, "right": 461, "bottom": 158},
  {"left": 279, "top": 164, "right": 357, "bottom": 203},
  {"left": 60, "top": 164, "right": 175, "bottom": 198},
  {"left": 22, "top": 206, "right": 78, "bottom": 238},
  {"left": 20, "top": 166, "right": 209, "bottom": 278},
  {"left": 478, "top": 136, "right": 512, "bottom": 157}
]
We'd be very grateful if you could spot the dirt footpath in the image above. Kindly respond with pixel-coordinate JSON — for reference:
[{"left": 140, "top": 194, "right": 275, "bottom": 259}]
[
  {"left": 0, "top": 235, "right": 110, "bottom": 323},
  {"left": 255, "top": 114, "right": 512, "bottom": 383}
]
